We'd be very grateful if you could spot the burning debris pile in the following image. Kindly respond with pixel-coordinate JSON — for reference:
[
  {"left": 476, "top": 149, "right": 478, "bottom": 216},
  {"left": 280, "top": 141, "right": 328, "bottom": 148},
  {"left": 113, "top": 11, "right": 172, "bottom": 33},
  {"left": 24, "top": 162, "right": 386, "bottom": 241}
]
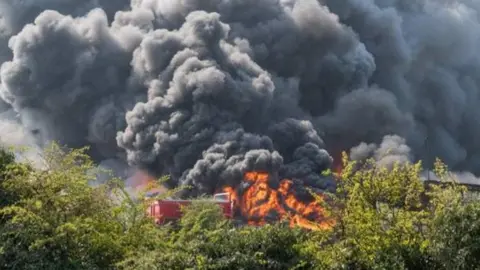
[{"left": 1, "top": 1, "right": 480, "bottom": 228}]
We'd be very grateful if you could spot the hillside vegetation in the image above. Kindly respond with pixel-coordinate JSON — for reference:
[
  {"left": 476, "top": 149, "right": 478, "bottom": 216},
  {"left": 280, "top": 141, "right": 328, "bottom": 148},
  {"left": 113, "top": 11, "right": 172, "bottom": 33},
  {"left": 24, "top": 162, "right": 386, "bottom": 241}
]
[{"left": 1, "top": 144, "right": 480, "bottom": 270}]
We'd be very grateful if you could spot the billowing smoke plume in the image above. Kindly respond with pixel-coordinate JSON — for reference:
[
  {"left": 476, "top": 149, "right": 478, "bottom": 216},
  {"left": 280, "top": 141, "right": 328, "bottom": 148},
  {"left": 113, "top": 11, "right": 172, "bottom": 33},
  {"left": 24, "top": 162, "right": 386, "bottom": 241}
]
[
  {"left": 0, "top": 0, "right": 130, "bottom": 165},
  {"left": 1, "top": 0, "right": 480, "bottom": 195},
  {"left": 0, "top": 0, "right": 129, "bottom": 63},
  {"left": 350, "top": 135, "right": 480, "bottom": 186},
  {"left": 350, "top": 135, "right": 413, "bottom": 169}
]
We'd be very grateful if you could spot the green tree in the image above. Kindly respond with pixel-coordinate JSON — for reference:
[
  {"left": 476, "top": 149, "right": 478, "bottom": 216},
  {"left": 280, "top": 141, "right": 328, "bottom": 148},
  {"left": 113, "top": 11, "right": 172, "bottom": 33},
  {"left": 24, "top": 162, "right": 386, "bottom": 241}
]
[
  {"left": 4, "top": 142, "right": 480, "bottom": 270},
  {"left": 302, "top": 154, "right": 469, "bottom": 270},
  {"left": 429, "top": 200, "right": 480, "bottom": 270},
  {"left": 0, "top": 143, "right": 168, "bottom": 270},
  {"left": 120, "top": 200, "right": 311, "bottom": 270},
  {"left": 0, "top": 146, "right": 17, "bottom": 207},
  {"left": 426, "top": 160, "right": 480, "bottom": 270}
]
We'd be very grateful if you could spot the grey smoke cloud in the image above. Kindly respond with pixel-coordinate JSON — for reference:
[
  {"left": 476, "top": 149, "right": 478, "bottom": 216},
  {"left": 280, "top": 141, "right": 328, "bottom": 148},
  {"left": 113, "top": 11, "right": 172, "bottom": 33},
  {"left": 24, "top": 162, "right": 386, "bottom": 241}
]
[
  {"left": 351, "top": 135, "right": 480, "bottom": 187},
  {"left": 0, "top": 0, "right": 129, "bottom": 65},
  {"left": 323, "top": 0, "right": 480, "bottom": 172},
  {"left": 1, "top": 0, "right": 480, "bottom": 195},
  {"left": 116, "top": 9, "right": 335, "bottom": 194},
  {"left": 0, "top": 0, "right": 130, "bottom": 164},
  {"left": 0, "top": 8, "right": 142, "bottom": 159},
  {"left": 0, "top": 112, "right": 44, "bottom": 167},
  {"left": 350, "top": 135, "right": 412, "bottom": 169}
]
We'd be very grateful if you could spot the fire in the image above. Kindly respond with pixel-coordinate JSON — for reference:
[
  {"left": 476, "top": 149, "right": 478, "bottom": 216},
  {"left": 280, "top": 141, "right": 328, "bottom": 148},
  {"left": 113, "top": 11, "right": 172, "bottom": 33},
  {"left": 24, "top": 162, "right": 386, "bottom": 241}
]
[
  {"left": 128, "top": 170, "right": 167, "bottom": 195},
  {"left": 224, "top": 171, "right": 335, "bottom": 230},
  {"left": 332, "top": 151, "right": 344, "bottom": 176}
]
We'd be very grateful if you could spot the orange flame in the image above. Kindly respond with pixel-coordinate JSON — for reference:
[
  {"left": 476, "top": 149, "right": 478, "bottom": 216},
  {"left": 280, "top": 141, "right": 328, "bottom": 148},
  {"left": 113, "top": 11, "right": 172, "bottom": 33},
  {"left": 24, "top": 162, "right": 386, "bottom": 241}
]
[
  {"left": 332, "top": 152, "right": 344, "bottom": 176},
  {"left": 334, "top": 162, "right": 343, "bottom": 176},
  {"left": 129, "top": 170, "right": 167, "bottom": 195},
  {"left": 223, "top": 171, "right": 335, "bottom": 230}
]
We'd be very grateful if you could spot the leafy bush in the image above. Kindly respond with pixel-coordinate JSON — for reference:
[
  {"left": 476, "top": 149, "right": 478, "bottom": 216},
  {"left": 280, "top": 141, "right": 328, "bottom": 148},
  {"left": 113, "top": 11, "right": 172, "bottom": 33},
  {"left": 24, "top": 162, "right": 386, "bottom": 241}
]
[
  {"left": 0, "top": 147, "right": 17, "bottom": 207},
  {"left": 300, "top": 154, "right": 476, "bottom": 270},
  {"left": 120, "top": 200, "right": 311, "bottom": 270},
  {"left": 1, "top": 145, "right": 480, "bottom": 270},
  {"left": 0, "top": 144, "right": 167, "bottom": 270}
]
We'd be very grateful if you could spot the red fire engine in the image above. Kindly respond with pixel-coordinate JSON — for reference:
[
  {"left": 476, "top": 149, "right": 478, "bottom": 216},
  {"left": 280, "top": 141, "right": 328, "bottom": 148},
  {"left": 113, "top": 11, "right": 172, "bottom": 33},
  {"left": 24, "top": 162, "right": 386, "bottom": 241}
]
[{"left": 146, "top": 193, "right": 234, "bottom": 224}]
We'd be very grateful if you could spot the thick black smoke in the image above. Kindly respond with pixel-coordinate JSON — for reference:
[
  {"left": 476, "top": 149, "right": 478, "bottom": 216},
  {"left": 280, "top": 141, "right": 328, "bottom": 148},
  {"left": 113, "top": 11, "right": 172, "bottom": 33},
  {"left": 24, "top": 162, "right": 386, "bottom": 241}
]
[{"left": 1, "top": 0, "right": 480, "bottom": 195}]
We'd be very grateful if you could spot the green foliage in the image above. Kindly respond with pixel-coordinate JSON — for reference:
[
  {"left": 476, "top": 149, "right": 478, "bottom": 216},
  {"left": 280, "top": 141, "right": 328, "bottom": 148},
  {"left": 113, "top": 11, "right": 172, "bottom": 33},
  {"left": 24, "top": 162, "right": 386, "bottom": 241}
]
[
  {"left": 428, "top": 192, "right": 480, "bottom": 270},
  {"left": 0, "top": 143, "right": 167, "bottom": 270},
  {"left": 119, "top": 200, "right": 310, "bottom": 270},
  {"left": 0, "top": 147, "right": 17, "bottom": 207},
  {"left": 300, "top": 153, "right": 480, "bottom": 270},
  {"left": 2, "top": 144, "right": 480, "bottom": 270},
  {"left": 0, "top": 144, "right": 121, "bottom": 269},
  {"left": 335, "top": 157, "right": 429, "bottom": 269},
  {"left": 0, "top": 147, "right": 14, "bottom": 174}
]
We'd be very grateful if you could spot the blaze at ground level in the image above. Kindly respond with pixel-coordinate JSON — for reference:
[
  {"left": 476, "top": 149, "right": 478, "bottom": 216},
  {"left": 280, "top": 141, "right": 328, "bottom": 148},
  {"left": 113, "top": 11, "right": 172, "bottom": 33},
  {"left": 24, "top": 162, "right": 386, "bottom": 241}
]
[
  {"left": 145, "top": 168, "right": 480, "bottom": 231},
  {"left": 146, "top": 170, "right": 336, "bottom": 231}
]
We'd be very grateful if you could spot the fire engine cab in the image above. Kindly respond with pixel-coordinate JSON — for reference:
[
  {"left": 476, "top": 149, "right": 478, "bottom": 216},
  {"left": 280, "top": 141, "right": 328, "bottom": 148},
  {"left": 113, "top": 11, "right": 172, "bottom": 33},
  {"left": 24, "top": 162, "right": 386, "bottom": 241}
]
[{"left": 146, "top": 193, "right": 234, "bottom": 224}]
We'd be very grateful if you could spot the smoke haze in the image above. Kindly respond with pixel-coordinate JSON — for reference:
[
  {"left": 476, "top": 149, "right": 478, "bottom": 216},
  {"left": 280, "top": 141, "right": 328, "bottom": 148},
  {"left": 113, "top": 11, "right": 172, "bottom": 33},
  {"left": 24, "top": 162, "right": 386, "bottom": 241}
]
[{"left": 1, "top": 0, "right": 480, "bottom": 193}]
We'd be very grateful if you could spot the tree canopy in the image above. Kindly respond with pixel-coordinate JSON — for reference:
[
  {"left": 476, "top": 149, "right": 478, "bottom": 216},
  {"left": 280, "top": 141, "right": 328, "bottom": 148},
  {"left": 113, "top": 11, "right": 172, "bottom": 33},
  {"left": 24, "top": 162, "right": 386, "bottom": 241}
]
[{"left": 1, "top": 144, "right": 480, "bottom": 270}]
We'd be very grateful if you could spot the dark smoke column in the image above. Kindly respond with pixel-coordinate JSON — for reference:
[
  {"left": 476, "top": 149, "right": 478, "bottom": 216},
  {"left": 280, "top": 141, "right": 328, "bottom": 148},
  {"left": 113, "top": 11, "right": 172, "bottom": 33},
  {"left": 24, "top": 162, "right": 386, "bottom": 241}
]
[
  {"left": 2, "top": 0, "right": 480, "bottom": 193},
  {"left": 0, "top": 8, "right": 142, "bottom": 160},
  {"left": 116, "top": 10, "right": 334, "bottom": 196}
]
